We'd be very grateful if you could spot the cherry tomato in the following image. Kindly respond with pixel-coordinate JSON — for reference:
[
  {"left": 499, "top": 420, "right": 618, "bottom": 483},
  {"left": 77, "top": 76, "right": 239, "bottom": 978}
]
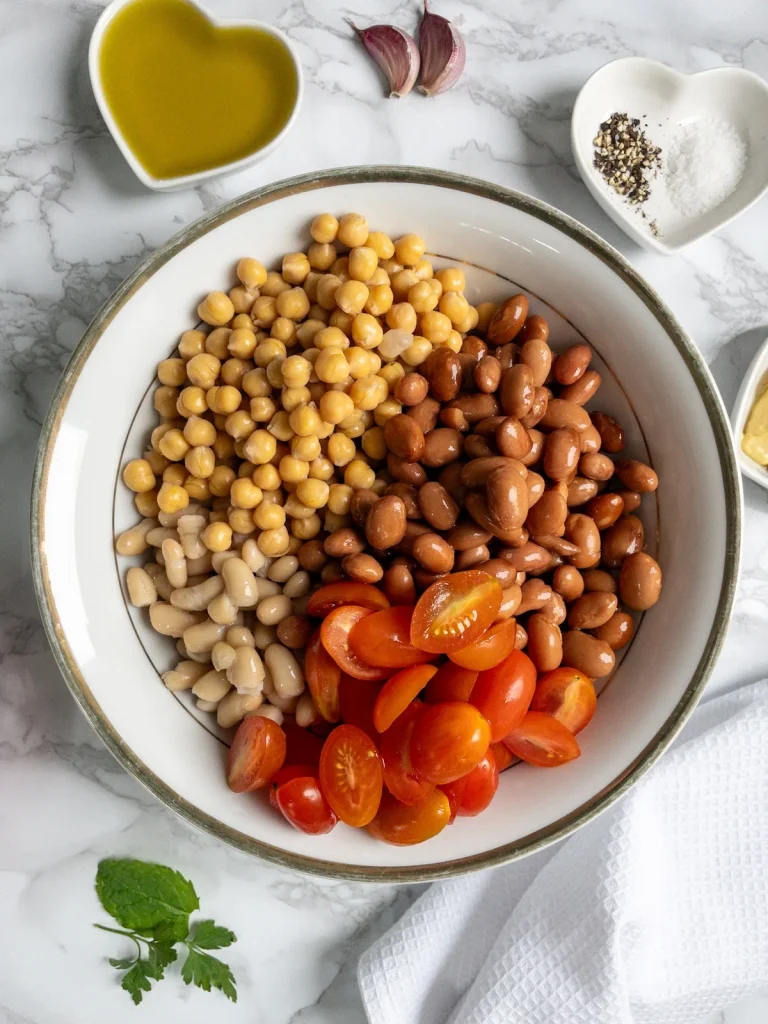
[
  {"left": 349, "top": 606, "right": 434, "bottom": 669},
  {"left": 490, "top": 741, "right": 515, "bottom": 772},
  {"left": 226, "top": 717, "right": 286, "bottom": 793},
  {"left": 282, "top": 720, "right": 324, "bottom": 767},
  {"left": 276, "top": 776, "right": 338, "bottom": 835},
  {"left": 338, "top": 674, "right": 381, "bottom": 738},
  {"left": 321, "top": 606, "right": 390, "bottom": 681},
  {"left": 319, "top": 724, "right": 383, "bottom": 827},
  {"left": 307, "top": 582, "right": 390, "bottom": 617},
  {"left": 268, "top": 763, "right": 318, "bottom": 810},
  {"left": 470, "top": 649, "right": 537, "bottom": 742},
  {"left": 503, "top": 711, "right": 581, "bottom": 767},
  {"left": 410, "top": 570, "right": 503, "bottom": 654},
  {"left": 373, "top": 663, "right": 438, "bottom": 733},
  {"left": 380, "top": 701, "right": 434, "bottom": 806},
  {"left": 305, "top": 628, "right": 342, "bottom": 722},
  {"left": 367, "top": 789, "right": 451, "bottom": 845},
  {"left": 424, "top": 662, "right": 478, "bottom": 704},
  {"left": 448, "top": 618, "right": 518, "bottom": 671},
  {"left": 530, "top": 667, "right": 597, "bottom": 735},
  {"left": 441, "top": 753, "right": 499, "bottom": 819},
  {"left": 410, "top": 701, "right": 491, "bottom": 785}
]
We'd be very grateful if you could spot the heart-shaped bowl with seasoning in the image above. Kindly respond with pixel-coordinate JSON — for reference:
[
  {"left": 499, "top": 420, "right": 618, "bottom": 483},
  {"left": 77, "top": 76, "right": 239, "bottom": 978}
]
[{"left": 572, "top": 57, "right": 768, "bottom": 255}]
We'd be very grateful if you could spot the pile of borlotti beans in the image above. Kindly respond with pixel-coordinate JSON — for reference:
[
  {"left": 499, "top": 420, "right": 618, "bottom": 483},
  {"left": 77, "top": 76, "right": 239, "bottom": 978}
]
[{"left": 115, "top": 212, "right": 662, "bottom": 844}]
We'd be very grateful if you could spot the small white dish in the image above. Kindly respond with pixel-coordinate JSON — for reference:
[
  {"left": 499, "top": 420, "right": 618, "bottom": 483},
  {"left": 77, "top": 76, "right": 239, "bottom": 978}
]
[
  {"left": 88, "top": 0, "right": 303, "bottom": 192},
  {"left": 572, "top": 57, "right": 768, "bottom": 255},
  {"left": 731, "top": 334, "right": 768, "bottom": 491}
]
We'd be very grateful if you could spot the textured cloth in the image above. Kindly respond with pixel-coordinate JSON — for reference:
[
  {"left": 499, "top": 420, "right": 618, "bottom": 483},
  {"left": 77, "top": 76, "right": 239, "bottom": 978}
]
[{"left": 358, "top": 680, "right": 768, "bottom": 1024}]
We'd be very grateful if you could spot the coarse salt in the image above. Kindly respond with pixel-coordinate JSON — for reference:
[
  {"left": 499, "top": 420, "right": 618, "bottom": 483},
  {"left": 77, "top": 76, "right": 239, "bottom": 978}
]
[{"left": 665, "top": 118, "right": 747, "bottom": 217}]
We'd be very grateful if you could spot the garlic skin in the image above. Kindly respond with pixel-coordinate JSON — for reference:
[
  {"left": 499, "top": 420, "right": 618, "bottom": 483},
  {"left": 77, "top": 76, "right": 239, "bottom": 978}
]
[
  {"left": 418, "top": 0, "right": 466, "bottom": 96},
  {"left": 347, "top": 21, "right": 420, "bottom": 98}
]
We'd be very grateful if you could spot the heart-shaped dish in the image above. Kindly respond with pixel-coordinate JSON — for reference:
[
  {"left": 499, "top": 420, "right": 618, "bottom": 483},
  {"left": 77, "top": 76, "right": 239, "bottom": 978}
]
[
  {"left": 572, "top": 57, "right": 768, "bottom": 255},
  {"left": 89, "top": 0, "right": 303, "bottom": 192}
]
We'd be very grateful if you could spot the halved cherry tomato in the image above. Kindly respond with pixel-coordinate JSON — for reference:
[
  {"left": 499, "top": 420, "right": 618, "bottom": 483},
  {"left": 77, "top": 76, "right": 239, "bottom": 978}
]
[
  {"left": 373, "top": 663, "right": 438, "bottom": 733},
  {"left": 307, "top": 582, "right": 390, "bottom": 617},
  {"left": 424, "top": 662, "right": 478, "bottom": 704},
  {"left": 321, "top": 606, "right": 390, "bottom": 681},
  {"left": 410, "top": 701, "right": 491, "bottom": 784},
  {"left": 319, "top": 724, "right": 383, "bottom": 827},
  {"left": 276, "top": 776, "right": 338, "bottom": 835},
  {"left": 305, "top": 628, "right": 342, "bottom": 722},
  {"left": 503, "top": 711, "right": 581, "bottom": 767},
  {"left": 367, "top": 789, "right": 451, "bottom": 845},
  {"left": 226, "top": 717, "right": 286, "bottom": 793},
  {"left": 380, "top": 701, "right": 434, "bottom": 806},
  {"left": 282, "top": 720, "right": 324, "bottom": 767},
  {"left": 490, "top": 741, "right": 515, "bottom": 772},
  {"left": 338, "top": 674, "right": 381, "bottom": 738},
  {"left": 448, "top": 618, "right": 518, "bottom": 671},
  {"left": 470, "top": 649, "right": 537, "bottom": 742},
  {"left": 349, "top": 606, "right": 434, "bottom": 669},
  {"left": 410, "top": 570, "right": 503, "bottom": 654},
  {"left": 530, "top": 667, "right": 597, "bottom": 735},
  {"left": 269, "top": 763, "right": 318, "bottom": 809},
  {"left": 441, "top": 753, "right": 499, "bottom": 819}
]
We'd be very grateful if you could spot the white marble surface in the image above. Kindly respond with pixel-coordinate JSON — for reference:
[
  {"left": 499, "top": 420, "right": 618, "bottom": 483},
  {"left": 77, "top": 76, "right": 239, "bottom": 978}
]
[{"left": 1, "top": 0, "right": 767, "bottom": 1021}]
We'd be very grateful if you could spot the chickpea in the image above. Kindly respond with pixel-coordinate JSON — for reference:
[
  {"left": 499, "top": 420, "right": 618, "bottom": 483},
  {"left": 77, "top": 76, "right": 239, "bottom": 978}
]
[
  {"left": 153, "top": 386, "right": 178, "bottom": 417},
  {"left": 157, "top": 482, "right": 189, "bottom": 515},
  {"left": 232, "top": 314, "right": 254, "bottom": 331},
  {"left": 402, "top": 337, "right": 433, "bottom": 366},
  {"left": 261, "top": 272, "right": 291, "bottom": 297},
  {"left": 241, "top": 367, "right": 270, "bottom": 397},
  {"left": 439, "top": 291, "right": 470, "bottom": 326},
  {"left": 380, "top": 257, "right": 403, "bottom": 275},
  {"left": 268, "top": 317, "right": 295, "bottom": 346},
  {"left": 227, "top": 328, "right": 256, "bottom": 359},
  {"left": 178, "top": 329, "right": 206, "bottom": 360},
  {"left": 238, "top": 460, "right": 256, "bottom": 478},
  {"left": 348, "top": 313, "right": 380, "bottom": 350},
  {"left": 386, "top": 302, "right": 418, "bottom": 333},
  {"left": 331, "top": 280, "right": 367, "bottom": 316},
  {"left": 224, "top": 410, "right": 254, "bottom": 441},
  {"left": 213, "top": 435, "right": 236, "bottom": 463},
  {"left": 455, "top": 306, "right": 479, "bottom": 334},
  {"left": 253, "top": 501, "right": 286, "bottom": 530},
  {"left": 296, "top": 319, "right": 324, "bottom": 347},
  {"left": 135, "top": 490, "right": 160, "bottom": 517},
  {"left": 408, "top": 280, "right": 439, "bottom": 314},
  {"left": 184, "top": 445, "right": 215, "bottom": 478},
  {"left": 328, "top": 433, "right": 356, "bottom": 467},
  {"left": 252, "top": 464, "right": 279, "bottom": 491},
  {"left": 393, "top": 234, "right": 425, "bottom": 267},
  {"left": 157, "top": 358, "right": 186, "bottom": 387},
  {"left": 205, "top": 328, "right": 232, "bottom": 358},
  {"left": 344, "top": 459, "right": 376, "bottom": 490},
  {"left": 347, "top": 246, "right": 377, "bottom": 282},
  {"left": 282, "top": 385, "right": 311, "bottom": 413},
  {"left": 378, "top": 362, "right": 406, "bottom": 389},
  {"left": 339, "top": 412, "right": 365, "bottom": 438},
  {"left": 309, "top": 456, "right": 334, "bottom": 481},
  {"left": 230, "top": 477, "right": 263, "bottom": 509},
  {"left": 229, "top": 284, "right": 257, "bottom": 315},
  {"left": 307, "top": 242, "right": 336, "bottom": 271},
  {"left": 314, "top": 326, "right": 348, "bottom": 351},
  {"left": 258, "top": 527, "right": 291, "bottom": 556},
  {"left": 329, "top": 309, "right": 354, "bottom": 336},
  {"left": 315, "top": 347, "right": 349, "bottom": 384},
  {"left": 228, "top": 506, "right": 256, "bottom": 534},
  {"left": 237, "top": 257, "right": 267, "bottom": 290},
  {"left": 413, "top": 259, "right": 433, "bottom": 280},
  {"left": 184, "top": 476, "right": 210, "bottom": 501},
  {"left": 267, "top": 411, "right": 293, "bottom": 442},
  {"left": 366, "top": 231, "right": 395, "bottom": 259},
  {"left": 291, "top": 435, "right": 321, "bottom": 462},
  {"left": 337, "top": 212, "right": 368, "bottom": 248},
  {"left": 158, "top": 428, "right": 191, "bottom": 462},
  {"left": 444, "top": 330, "right": 463, "bottom": 353},
  {"left": 367, "top": 267, "right": 390, "bottom": 287},
  {"left": 421, "top": 310, "right": 453, "bottom": 343},
  {"left": 243, "top": 429, "right": 277, "bottom": 465},
  {"left": 291, "top": 514, "right": 322, "bottom": 540},
  {"left": 254, "top": 340, "right": 286, "bottom": 368},
  {"left": 326, "top": 483, "right": 351, "bottom": 515},
  {"left": 362, "top": 426, "right": 387, "bottom": 460},
  {"left": 310, "top": 213, "right": 339, "bottom": 244},
  {"left": 350, "top": 375, "right": 388, "bottom": 411},
  {"left": 279, "top": 455, "right": 310, "bottom": 483},
  {"left": 251, "top": 295, "right": 278, "bottom": 327},
  {"left": 344, "top": 347, "right": 371, "bottom": 380},
  {"left": 475, "top": 301, "right": 498, "bottom": 333},
  {"left": 220, "top": 359, "right": 248, "bottom": 387},
  {"left": 296, "top": 478, "right": 330, "bottom": 509},
  {"left": 163, "top": 464, "right": 187, "bottom": 486},
  {"left": 185, "top": 353, "right": 220, "bottom": 390},
  {"left": 282, "top": 252, "right": 310, "bottom": 284},
  {"left": 391, "top": 269, "right": 421, "bottom": 301},
  {"left": 365, "top": 284, "right": 394, "bottom": 316},
  {"left": 202, "top": 521, "right": 233, "bottom": 552},
  {"left": 122, "top": 458, "right": 155, "bottom": 494},
  {"left": 266, "top": 358, "right": 285, "bottom": 390},
  {"left": 178, "top": 386, "right": 207, "bottom": 417},
  {"left": 288, "top": 403, "right": 321, "bottom": 437},
  {"left": 313, "top": 277, "right": 339, "bottom": 314},
  {"left": 209, "top": 465, "right": 236, "bottom": 497},
  {"left": 373, "top": 397, "right": 403, "bottom": 426},
  {"left": 428, "top": 277, "right": 443, "bottom": 300},
  {"left": 198, "top": 291, "right": 235, "bottom": 326},
  {"left": 280, "top": 355, "right": 312, "bottom": 389},
  {"left": 207, "top": 384, "right": 241, "bottom": 414},
  {"left": 274, "top": 286, "right": 309, "bottom": 322},
  {"left": 250, "top": 396, "right": 277, "bottom": 423},
  {"left": 435, "top": 267, "right": 466, "bottom": 293}
]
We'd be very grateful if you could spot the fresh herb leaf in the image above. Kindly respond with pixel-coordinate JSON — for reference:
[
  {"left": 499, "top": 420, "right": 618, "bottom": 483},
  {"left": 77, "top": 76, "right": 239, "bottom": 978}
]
[
  {"left": 108, "top": 956, "right": 137, "bottom": 971},
  {"left": 189, "top": 920, "right": 237, "bottom": 950},
  {"left": 146, "top": 941, "right": 177, "bottom": 978},
  {"left": 120, "top": 959, "right": 155, "bottom": 1006},
  {"left": 181, "top": 948, "right": 238, "bottom": 1002},
  {"left": 95, "top": 859, "right": 199, "bottom": 939}
]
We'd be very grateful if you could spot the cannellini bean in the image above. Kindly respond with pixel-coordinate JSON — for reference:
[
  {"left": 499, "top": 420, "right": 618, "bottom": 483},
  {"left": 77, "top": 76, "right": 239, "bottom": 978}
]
[
  {"left": 266, "top": 691, "right": 299, "bottom": 713},
  {"left": 153, "top": 570, "right": 173, "bottom": 601},
  {"left": 116, "top": 518, "right": 158, "bottom": 556},
  {"left": 149, "top": 603, "right": 202, "bottom": 637},
  {"left": 226, "top": 646, "right": 265, "bottom": 693},
  {"left": 162, "top": 538, "right": 187, "bottom": 589},
  {"left": 268, "top": 555, "right": 299, "bottom": 583},
  {"left": 186, "top": 551, "right": 214, "bottom": 574},
  {"left": 283, "top": 571, "right": 310, "bottom": 599},
  {"left": 240, "top": 538, "right": 268, "bottom": 575},
  {"left": 126, "top": 566, "right": 156, "bottom": 607},
  {"left": 264, "top": 643, "right": 304, "bottom": 698},
  {"left": 177, "top": 513, "right": 208, "bottom": 559},
  {"left": 158, "top": 503, "right": 202, "bottom": 528},
  {"left": 183, "top": 617, "right": 227, "bottom": 653},
  {"left": 196, "top": 698, "right": 219, "bottom": 712},
  {"left": 221, "top": 557, "right": 260, "bottom": 607},
  {"left": 295, "top": 692, "right": 320, "bottom": 728},
  {"left": 207, "top": 591, "right": 240, "bottom": 625},
  {"left": 252, "top": 623, "right": 278, "bottom": 650},
  {"left": 147, "top": 526, "right": 179, "bottom": 548},
  {"left": 143, "top": 561, "right": 162, "bottom": 580},
  {"left": 185, "top": 574, "right": 209, "bottom": 588},
  {"left": 170, "top": 575, "right": 224, "bottom": 611},
  {"left": 162, "top": 660, "right": 209, "bottom": 691},
  {"left": 255, "top": 578, "right": 282, "bottom": 598},
  {"left": 192, "top": 669, "right": 231, "bottom": 702},
  {"left": 217, "top": 690, "right": 263, "bottom": 729},
  {"left": 212, "top": 641, "right": 237, "bottom": 672},
  {"left": 212, "top": 550, "right": 239, "bottom": 572},
  {"left": 226, "top": 625, "right": 255, "bottom": 648},
  {"left": 245, "top": 704, "right": 284, "bottom": 725},
  {"left": 256, "top": 595, "right": 292, "bottom": 625}
]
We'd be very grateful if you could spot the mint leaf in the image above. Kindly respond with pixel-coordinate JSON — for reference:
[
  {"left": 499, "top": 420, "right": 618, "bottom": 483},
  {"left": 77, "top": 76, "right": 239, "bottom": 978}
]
[
  {"left": 120, "top": 960, "right": 155, "bottom": 1006},
  {"left": 190, "top": 920, "right": 236, "bottom": 950},
  {"left": 95, "top": 859, "right": 199, "bottom": 938},
  {"left": 181, "top": 948, "right": 238, "bottom": 1002}
]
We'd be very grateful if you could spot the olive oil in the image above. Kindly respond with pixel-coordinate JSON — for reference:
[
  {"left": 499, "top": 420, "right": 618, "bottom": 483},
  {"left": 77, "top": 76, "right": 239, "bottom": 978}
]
[{"left": 99, "top": 0, "right": 298, "bottom": 180}]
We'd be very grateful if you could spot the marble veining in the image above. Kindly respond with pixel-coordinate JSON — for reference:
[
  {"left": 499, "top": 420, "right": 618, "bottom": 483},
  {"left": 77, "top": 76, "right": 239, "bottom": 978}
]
[{"left": 1, "top": 0, "right": 767, "bottom": 1021}]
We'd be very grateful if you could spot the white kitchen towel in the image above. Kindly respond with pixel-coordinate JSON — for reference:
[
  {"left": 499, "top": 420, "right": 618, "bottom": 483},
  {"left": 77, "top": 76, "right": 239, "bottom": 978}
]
[{"left": 358, "top": 679, "right": 768, "bottom": 1024}]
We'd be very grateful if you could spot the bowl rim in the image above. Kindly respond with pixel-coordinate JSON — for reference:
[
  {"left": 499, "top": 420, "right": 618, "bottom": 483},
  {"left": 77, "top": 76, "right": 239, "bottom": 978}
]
[{"left": 30, "top": 165, "right": 741, "bottom": 882}]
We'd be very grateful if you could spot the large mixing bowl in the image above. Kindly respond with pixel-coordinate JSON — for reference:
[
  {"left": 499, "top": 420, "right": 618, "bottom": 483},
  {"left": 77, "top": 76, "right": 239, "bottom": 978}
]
[{"left": 31, "top": 167, "right": 740, "bottom": 881}]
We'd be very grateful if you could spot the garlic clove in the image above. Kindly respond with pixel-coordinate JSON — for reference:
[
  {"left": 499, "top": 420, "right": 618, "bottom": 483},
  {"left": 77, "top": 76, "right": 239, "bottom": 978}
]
[
  {"left": 347, "top": 20, "right": 420, "bottom": 98},
  {"left": 418, "top": 0, "right": 466, "bottom": 96}
]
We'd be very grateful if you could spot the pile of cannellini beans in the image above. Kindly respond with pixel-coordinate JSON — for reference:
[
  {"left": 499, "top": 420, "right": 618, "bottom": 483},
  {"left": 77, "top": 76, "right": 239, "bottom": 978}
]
[{"left": 115, "top": 211, "right": 662, "bottom": 840}]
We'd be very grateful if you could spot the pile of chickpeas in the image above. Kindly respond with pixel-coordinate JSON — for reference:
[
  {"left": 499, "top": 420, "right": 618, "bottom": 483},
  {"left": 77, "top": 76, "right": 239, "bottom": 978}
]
[{"left": 116, "top": 210, "right": 661, "bottom": 733}]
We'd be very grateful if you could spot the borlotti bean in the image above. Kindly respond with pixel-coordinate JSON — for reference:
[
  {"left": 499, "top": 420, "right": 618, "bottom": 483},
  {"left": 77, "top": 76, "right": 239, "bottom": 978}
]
[{"left": 116, "top": 214, "right": 661, "bottom": 755}]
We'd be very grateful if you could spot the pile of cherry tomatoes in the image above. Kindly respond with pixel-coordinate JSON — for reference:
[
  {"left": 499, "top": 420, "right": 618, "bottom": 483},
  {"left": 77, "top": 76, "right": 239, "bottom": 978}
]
[{"left": 226, "top": 569, "right": 597, "bottom": 845}]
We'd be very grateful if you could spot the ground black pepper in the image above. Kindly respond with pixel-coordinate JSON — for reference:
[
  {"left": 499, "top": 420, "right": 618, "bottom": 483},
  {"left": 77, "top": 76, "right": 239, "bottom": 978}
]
[{"left": 593, "top": 113, "right": 662, "bottom": 205}]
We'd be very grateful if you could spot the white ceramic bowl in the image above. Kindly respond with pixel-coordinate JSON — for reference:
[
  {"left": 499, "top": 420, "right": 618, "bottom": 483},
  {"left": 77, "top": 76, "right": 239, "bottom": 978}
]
[
  {"left": 88, "top": 0, "right": 303, "bottom": 192},
  {"left": 32, "top": 168, "right": 740, "bottom": 881},
  {"left": 730, "top": 333, "right": 768, "bottom": 492},
  {"left": 572, "top": 57, "right": 768, "bottom": 255}
]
